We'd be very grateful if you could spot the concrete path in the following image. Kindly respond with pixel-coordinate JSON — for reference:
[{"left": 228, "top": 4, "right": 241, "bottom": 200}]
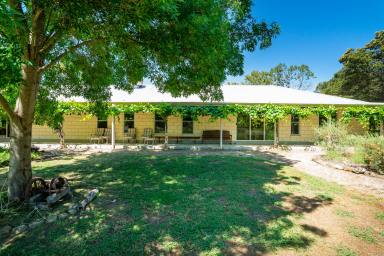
[{"left": 280, "top": 147, "right": 384, "bottom": 198}]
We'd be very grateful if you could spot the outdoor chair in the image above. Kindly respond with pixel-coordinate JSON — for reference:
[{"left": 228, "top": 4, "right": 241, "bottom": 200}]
[
  {"left": 90, "top": 128, "right": 105, "bottom": 144},
  {"left": 123, "top": 128, "right": 136, "bottom": 144},
  {"left": 142, "top": 128, "right": 155, "bottom": 144},
  {"left": 100, "top": 128, "right": 111, "bottom": 144}
]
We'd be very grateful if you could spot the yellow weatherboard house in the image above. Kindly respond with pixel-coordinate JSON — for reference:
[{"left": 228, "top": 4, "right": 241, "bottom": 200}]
[{"left": 18, "top": 85, "right": 384, "bottom": 145}]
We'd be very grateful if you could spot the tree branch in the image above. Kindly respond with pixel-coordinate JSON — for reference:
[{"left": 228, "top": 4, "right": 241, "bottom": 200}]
[
  {"left": 39, "top": 30, "right": 61, "bottom": 54},
  {"left": 0, "top": 93, "right": 17, "bottom": 121},
  {"left": 38, "top": 38, "right": 103, "bottom": 73}
]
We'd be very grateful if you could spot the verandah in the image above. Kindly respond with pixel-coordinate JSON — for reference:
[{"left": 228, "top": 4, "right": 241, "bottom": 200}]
[{"left": 2, "top": 102, "right": 384, "bottom": 148}]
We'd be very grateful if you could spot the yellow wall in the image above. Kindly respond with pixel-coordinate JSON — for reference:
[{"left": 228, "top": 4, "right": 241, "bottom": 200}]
[
  {"left": 347, "top": 119, "right": 366, "bottom": 135},
  {"left": 31, "top": 112, "right": 238, "bottom": 142},
  {"left": 31, "top": 111, "right": 369, "bottom": 143},
  {"left": 64, "top": 115, "right": 98, "bottom": 141},
  {"left": 32, "top": 115, "right": 98, "bottom": 142},
  {"left": 133, "top": 113, "right": 237, "bottom": 141},
  {"left": 134, "top": 112, "right": 155, "bottom": 140},
  {"left": 32, "top": 124, "right": 57, "bottom": 140},
  {"left": 278, "top": 114, "right": 319, "bottom": 142},
  {"left": 195, "top": 115, "right": 237, "bottom": 139},
  {"left": 336, "top": 110, "right": 366, "bottom": 135}
]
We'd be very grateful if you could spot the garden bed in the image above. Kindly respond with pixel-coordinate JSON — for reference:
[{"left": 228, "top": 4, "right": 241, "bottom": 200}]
[{"left": 313, "top": 155, "right": 384, "bottom": 178}]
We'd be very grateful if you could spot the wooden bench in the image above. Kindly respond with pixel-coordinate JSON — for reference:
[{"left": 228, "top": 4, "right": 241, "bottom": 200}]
[
  {"left": 155, "top": 135, "right": 201, "bottom": 144},
  {"left": 202, "top": 130, "right": 232, "bottom": 144}
]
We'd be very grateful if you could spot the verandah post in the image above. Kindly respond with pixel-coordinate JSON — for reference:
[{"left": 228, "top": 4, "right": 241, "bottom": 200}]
[
  {"left": 111, "top": 115, "right": 116, "bottom": 149},
  {"left": 274, "top": 121, "right": 280, "bottom": 146},
  {"left": 220, "top": 118, "right": 223, "bottom": 149}
]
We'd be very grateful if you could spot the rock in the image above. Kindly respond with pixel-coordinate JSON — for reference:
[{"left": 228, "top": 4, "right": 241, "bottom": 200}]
[
  {"left": 29, "top": 220, "right": 43, "bottom": 229},
  {"left": 58, "top": 213, "right": 68, "bottom": 220},
  {"left": 352, "top": 168, "right": 366, "bottom": 174},
  {"left": 343, "top": 166, "right": 354, "bottom": 172},
  {"left": 13, "top": 225, "right": 27, "bottom": 233},
  {"left": 47, "top": 187, "right": 71, "bottom": 205},
  {"left": 46, "top": 214, "right": 58, "bottom": 223},
  {"left": 80, "top": 189, "right": 99, "bottom": 210},
  {"left": 0, "top": 225, "right": 12, "bottom": 236}
]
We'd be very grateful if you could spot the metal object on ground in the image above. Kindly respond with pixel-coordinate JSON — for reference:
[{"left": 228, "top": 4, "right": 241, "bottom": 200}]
[{"left": 30, "top": 176, "right": 70, "bottom": 204}]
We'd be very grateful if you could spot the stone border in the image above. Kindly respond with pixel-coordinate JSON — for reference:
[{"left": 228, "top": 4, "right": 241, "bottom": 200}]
[
  {"left": 312, "top": 156, "right": 383, "bottom": 178},
  {"left": 1, "top": 189, "right": 98, "bottom": 238}
]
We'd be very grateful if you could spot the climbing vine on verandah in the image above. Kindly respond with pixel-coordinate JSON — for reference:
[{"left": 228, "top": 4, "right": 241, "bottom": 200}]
[
  {"left": 1, "top": 102, "right": 383, "bottom": 129},
  {"left": 341, "top": 106, "right": 384, "bottom": 127},
  {"left": 47, "top": 102, "right": 383, "bottom": 126}
]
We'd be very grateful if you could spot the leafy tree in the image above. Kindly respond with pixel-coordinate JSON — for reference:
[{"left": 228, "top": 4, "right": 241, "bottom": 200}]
[
  {"left": 316, "top": 31, "right": 384, "bottom": 102},
  {"left": 316, "top": 71, "right": 345, "bottom": 95},
  {"left": 244, "top": 70, "right": 273, "bottom": 85},
  {"left": 245, "top": 63, "right": 315, "bottom": 89},
  {"left": 0, "top": 0, "right": 279, "bottom": 201},
  {"left": 289, "top": 64, "right": 316, "bottom": 89}
]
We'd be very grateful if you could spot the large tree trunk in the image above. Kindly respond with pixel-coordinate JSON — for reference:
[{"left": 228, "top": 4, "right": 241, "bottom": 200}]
[
  {"left": 8, "top": 121, "right": 33, "bottom": 201},
  {"left": 7, "top": 64, "right": 40, "bottom": 201},
  {"left": 6, "top": 4, "right": 45, "bottom": 201}
]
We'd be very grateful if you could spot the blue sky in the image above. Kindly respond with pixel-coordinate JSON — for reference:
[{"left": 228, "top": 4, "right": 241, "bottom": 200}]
[{"left": 226, "top": 0, "right": 384, "bottom": 89}]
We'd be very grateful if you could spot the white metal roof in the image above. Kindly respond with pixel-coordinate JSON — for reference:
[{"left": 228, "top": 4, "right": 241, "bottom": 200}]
[{"left": 66, "top": 85, "right": 379, "bottom": 105}]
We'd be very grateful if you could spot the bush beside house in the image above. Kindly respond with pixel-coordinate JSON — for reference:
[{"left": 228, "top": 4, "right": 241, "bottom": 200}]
[{"left": 315, "top": 122, "right": 384, "bottom": 175}]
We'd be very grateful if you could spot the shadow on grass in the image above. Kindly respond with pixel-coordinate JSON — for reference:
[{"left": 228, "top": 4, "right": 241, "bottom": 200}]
[{"left": 1, "top": 150, "right": 333, "bottom": 255}]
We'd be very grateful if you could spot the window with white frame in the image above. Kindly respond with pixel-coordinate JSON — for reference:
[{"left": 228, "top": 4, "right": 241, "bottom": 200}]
[{"left": 124, "top": 113, "right": 134, "bottom": 133}]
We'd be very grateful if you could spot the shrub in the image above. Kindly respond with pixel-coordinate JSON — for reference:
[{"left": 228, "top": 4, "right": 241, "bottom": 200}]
[
  {"left": 315, "top": 122, "right": 349, "bottom": 151},
  {"left": 315, "top": 123, "right": 384, "bottom": 175},
  {"left": 359, "top": 136, "right": 384, "bottom": 174}
]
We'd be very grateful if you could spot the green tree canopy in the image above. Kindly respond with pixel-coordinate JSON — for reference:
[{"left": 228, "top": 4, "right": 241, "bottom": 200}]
[
  {"left": 245, "top": 63, "right": 315, "bottom": 90},
  {"left": 0, "top": 0, "right": 279, "bottom": 200},
  {"left": 316, "top": 31, "right": 384, "bottom": 102}
]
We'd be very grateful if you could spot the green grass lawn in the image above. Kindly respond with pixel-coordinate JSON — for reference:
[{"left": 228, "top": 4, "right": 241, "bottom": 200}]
[
  {"left": 0, "top": 147, "right": 41, "bottom": 167},
  {"left": 0, "top": 151, "right": 383, "bottom": 255}
]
